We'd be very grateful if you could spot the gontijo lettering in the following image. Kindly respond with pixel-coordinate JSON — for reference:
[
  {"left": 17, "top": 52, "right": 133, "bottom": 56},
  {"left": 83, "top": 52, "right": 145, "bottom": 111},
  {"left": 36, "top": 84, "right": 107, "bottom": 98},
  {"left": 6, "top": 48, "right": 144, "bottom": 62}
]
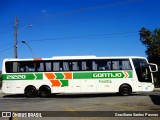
[{"left": 93, "top": 72, "right": 122, "bottom": 78}]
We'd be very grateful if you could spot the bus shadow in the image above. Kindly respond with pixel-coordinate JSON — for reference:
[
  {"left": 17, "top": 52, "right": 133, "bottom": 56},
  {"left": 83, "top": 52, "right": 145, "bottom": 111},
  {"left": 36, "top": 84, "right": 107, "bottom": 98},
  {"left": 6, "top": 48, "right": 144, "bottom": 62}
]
[
  {"left": 2, "top": 93, "right": 122, "bottom": 98},
  {"left": 149, "top": 95, "right": 160, "bottom": 105},
  {"left": 2, "top": 93, "right": 140, "bottom": 98},
  {"left": 3, "top": 94, "right": 26, "bottom": 98},
  {"left": 51, "top": 93, "right": 121, "bottom": 98}
]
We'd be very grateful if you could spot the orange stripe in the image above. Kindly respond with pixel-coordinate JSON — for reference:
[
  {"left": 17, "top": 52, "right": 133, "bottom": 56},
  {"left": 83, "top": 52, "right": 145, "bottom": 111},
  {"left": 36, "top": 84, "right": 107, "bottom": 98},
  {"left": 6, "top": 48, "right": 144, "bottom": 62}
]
[
  {"left": 124, "top": 72, "right": 128, "bottom": 78},
  {"left": 64, "top": 72, "right": 72, "bottom": 79},
  {"left": 34, "top": 58, "right": 42, "bottom": 61},
  {"left": 50, "top": 80, "right": 61, "bottom": 87},
  {"left": 45, "top": 73, "right": 56, "bottom": 79}
]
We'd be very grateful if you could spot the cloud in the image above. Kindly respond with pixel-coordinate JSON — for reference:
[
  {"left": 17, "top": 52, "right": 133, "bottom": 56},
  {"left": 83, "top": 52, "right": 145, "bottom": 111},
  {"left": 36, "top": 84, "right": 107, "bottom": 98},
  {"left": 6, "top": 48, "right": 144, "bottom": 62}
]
[{"left": 41, "top": 10, "right": 47, "bottom": 14}]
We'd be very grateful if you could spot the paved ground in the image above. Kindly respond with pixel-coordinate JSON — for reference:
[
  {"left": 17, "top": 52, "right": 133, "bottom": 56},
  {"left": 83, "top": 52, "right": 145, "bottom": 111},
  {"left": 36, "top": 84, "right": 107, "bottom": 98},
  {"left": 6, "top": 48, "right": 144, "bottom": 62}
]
[{"left": 0, "top": 88, "right": 160, "bottom": 120}]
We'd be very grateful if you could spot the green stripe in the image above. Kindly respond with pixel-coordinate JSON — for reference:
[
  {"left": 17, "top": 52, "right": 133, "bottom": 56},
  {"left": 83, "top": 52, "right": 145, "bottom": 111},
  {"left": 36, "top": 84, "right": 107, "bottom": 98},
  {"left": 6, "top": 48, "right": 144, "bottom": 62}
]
[
  {"left": 127, "top": 71, "right": 133, "bottom": 78},
  {"left": 73, "top": 71, "right": 132, "bottom": 79},
  {"left": 73, "top": 72, "right": 93, "bottom": 79},
  {"left": 60, "top": 80, "right": 68, "bottom": 87},
  {"left": 2, "top": 74, "right": 43, "bottom": 80},
  {"left": 55, "top": 73, "right": 64, "bottom": 79},
  {"left": 2, "top": 71, "right": 133, "bottom": 81}
]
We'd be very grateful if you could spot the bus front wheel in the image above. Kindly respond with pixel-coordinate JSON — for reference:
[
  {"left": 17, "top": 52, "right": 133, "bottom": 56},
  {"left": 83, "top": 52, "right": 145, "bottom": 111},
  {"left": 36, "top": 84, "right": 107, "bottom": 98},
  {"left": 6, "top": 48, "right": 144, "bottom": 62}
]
[
  {"left": 25, "top": 85, "right": 37, "bottom": 97},
  {"left": 119, "top": 84, "right": 132, "bottom": 96},
  {"left": 39, "top": 85, "right": 51, "bottom": 97}
]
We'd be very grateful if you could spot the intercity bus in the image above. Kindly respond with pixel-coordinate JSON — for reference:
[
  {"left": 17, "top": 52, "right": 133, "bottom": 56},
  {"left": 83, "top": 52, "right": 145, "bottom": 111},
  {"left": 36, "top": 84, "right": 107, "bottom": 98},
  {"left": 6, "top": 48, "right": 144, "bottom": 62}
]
[{"left": 1, "top": 56, "right": 158, "bottom": 97}]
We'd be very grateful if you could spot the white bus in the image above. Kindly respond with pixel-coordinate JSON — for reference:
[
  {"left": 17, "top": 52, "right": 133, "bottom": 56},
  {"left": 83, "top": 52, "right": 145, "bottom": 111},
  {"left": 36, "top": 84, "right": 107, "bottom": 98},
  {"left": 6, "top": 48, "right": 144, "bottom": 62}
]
[{"left": 1, "top": 56, "right": 158, "bottom": 97}]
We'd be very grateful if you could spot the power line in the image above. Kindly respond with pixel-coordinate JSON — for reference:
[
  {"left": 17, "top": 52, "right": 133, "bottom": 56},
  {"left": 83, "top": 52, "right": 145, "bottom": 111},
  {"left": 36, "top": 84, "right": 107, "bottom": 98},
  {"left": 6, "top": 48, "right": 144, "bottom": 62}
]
[
  {"left": 0, "top": 0, "right": 143, "bottom": 36},
  {"left": 0, "top": 42, "right": 14, "bottom": 48},
  {"left": 0, "top": 0, "right": 142, "bottom": 56},
  {"left": 24, "top": 31, "right": 138, "bottom": 42},
  {"left": 0, "top": 0, "right": 144, "bottom": 31},
  {"left": 0, "top": 45, "right": 14, "bottom": 53},
  {"left": 15, "top": 0, "right": 143, "bottom": 36},
  {"left": 20, "top": 0, "right": 143, "bottom": 23}
]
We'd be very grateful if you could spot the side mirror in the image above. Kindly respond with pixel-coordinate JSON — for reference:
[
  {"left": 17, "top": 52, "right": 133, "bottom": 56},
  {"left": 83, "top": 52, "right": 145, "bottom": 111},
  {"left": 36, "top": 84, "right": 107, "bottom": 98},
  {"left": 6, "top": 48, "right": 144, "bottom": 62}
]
[{"left": 148, "top": 63, "right": 158, "bottom": 72}]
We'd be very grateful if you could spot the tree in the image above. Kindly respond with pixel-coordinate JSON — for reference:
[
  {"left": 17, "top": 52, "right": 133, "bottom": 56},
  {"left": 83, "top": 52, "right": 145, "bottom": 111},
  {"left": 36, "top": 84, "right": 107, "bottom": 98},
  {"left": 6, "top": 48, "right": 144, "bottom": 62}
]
[
  {"left": 139, "top": 27, "right": 160, "bottom": 87},
  {"left": 0, "top": 71, "right": 2, "bottom": 88},
  {"left": 0, "top": 74, "right": 2, "bottom": 89}
]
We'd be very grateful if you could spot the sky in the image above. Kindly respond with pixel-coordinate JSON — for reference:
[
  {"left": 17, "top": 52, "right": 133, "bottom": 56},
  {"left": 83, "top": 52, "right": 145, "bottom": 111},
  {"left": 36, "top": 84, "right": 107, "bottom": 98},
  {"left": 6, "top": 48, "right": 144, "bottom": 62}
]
[{"left": 0, "top": 0, "right": 160, "bottom": 70}]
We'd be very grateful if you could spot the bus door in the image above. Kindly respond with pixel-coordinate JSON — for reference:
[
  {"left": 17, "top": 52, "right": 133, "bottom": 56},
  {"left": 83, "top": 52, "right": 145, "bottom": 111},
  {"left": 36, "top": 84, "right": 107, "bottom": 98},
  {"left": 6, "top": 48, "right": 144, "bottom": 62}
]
[{"left": 132, "top": 58, "right": 153, "bottom": 91}]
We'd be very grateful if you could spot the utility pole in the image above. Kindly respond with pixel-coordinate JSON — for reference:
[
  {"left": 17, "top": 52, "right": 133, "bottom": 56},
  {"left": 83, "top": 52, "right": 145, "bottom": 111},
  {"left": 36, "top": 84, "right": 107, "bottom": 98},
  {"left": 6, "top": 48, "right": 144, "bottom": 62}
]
[{"left": 14, "top": 17, "right": 18, "bottom": 58}]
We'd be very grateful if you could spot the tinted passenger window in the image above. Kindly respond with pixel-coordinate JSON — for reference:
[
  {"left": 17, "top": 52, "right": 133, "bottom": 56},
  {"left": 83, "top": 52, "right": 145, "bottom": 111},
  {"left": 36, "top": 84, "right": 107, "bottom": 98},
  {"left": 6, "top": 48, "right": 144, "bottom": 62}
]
[
  {"left": 95, "top": 59, "right": 132, "bottom": 71},
  {"left": 6, "top": 62, "right": 22, "bottom": 73}
]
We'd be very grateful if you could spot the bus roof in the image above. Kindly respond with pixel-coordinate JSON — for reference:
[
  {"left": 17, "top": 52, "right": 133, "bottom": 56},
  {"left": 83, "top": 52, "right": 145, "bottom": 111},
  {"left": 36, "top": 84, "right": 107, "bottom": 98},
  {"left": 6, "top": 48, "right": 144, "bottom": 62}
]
[{"left": 3, "top": 56, "right": 147, "bottom": 61}]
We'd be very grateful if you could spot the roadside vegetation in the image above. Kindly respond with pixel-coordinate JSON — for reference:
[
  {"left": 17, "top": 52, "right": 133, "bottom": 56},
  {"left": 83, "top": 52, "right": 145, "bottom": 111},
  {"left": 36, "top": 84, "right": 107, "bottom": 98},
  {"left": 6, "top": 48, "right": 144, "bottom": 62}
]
[
  {"left": 0, "top": 74, "right": 2, "bottom": 89},
  {"left": 139, "top": 27, "right": 160, "bottom": 87}
]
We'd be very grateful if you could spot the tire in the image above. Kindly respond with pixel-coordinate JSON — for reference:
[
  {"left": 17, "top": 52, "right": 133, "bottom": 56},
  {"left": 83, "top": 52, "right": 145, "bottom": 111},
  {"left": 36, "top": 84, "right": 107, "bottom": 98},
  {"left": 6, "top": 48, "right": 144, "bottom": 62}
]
[
  {"left": 39, "top": 86, "right": 51, "bottom": 98},
  {"left": 119, "top": 84, "right": 132, "bottom": 96},
  {"left": 25, "top": 85, "right": 37, "bottom": 98}
]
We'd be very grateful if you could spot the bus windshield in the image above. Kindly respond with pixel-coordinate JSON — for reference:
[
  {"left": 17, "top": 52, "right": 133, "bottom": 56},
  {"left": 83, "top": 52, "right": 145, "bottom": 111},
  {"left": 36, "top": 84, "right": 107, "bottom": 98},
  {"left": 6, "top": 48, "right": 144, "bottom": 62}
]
[{"left": 132, "top": 58, "right": 152, "bottom": 83}]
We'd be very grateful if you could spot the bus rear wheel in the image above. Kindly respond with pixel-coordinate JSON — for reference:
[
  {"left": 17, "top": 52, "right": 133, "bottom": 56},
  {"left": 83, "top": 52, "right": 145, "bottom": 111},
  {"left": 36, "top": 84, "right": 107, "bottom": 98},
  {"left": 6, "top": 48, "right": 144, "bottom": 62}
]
[
  {"left": 39, "top": 85, "right": 51, "bottom": 98},
  {"left": 25, "top": 85, "right": 37, "bottom": 98},
  {"left": 119, "top": 84, "right": 132, "bottom": 96}
]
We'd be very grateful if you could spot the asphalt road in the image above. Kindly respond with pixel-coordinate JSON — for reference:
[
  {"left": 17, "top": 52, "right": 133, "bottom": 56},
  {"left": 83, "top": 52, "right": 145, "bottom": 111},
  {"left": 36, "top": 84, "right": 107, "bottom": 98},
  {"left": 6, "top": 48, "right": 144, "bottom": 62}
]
[{"left": 0, "top": 90, "right": 160, "bottom": 120}]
